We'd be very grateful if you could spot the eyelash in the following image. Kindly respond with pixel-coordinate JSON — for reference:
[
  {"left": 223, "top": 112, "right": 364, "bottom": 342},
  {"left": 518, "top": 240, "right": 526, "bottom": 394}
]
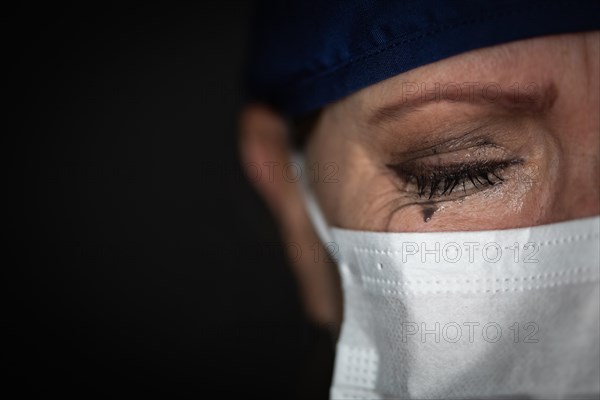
[{"left": 390, "top": 160, "right": 521, "bottom": 199}]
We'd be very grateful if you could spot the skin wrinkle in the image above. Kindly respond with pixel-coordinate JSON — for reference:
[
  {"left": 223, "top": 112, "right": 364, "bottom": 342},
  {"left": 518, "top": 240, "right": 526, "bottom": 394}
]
[{"left": 305, "top": 32, "right": 600, "bottom": 232}]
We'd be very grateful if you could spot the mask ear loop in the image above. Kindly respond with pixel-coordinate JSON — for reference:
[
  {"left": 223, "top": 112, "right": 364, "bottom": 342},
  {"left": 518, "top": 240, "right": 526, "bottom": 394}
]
[
  {"left": 293, "top": 152, "right": 354, "bottom": 326},
  {"left": 292, "top": 153, "right": 353, "bottom": 283},
  {"left": 292, "top": 152, "right": 334, "bottom": 246}
]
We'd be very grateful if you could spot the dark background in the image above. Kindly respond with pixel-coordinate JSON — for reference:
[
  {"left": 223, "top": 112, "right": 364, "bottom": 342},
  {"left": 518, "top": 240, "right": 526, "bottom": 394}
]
[{"left": 9, "top": 2, "right": 333, "bottom": 398}]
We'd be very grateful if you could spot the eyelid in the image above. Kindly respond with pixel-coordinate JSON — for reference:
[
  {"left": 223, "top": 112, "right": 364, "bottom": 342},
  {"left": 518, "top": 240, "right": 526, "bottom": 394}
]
[
  {"left": 385, "top": 118, "right": 525, "bottom": 165},
  {"left": 390, "top": 140, "right": 514, "bottom": 167},
  {"left": 392, "top": 136, "right": 497, "bottom": 164}
]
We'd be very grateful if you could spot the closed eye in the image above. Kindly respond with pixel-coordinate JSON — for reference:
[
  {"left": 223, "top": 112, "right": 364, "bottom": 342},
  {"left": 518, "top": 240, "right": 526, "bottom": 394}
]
[{"left": 387, "top": 159, "right": 524, "bottom": 200}]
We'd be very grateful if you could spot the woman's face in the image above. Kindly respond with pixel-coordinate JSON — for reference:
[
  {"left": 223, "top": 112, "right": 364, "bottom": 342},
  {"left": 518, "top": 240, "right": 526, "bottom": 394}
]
[
  {"left": 239, "top": 31, "right": 600, "bottom": 326},
  {"left": 305, "top": 32, "right": 600, "bottom": 232}
]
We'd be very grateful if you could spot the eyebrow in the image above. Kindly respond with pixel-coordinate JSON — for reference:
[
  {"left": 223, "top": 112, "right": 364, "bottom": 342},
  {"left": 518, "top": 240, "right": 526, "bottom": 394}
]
[{"left": 368, "top": 81, "right": 558, "bottom": 126}]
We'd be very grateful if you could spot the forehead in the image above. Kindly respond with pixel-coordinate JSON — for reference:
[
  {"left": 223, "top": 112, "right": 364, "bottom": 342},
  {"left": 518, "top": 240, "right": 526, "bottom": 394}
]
[{"left": 337, "top": 34, "right": 567, "bottom": 117}]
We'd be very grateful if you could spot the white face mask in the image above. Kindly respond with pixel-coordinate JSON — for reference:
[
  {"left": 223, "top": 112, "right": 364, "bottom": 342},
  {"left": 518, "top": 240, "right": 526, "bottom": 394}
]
[{"left": 296, "top": 156, "right": 600, "bottom": 399}]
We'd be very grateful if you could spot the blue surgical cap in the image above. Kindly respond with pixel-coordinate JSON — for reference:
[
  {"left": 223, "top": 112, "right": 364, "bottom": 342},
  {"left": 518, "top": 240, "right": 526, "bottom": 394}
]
[{"left": 245, "top": 0, "right": 600, "bottom": 118}]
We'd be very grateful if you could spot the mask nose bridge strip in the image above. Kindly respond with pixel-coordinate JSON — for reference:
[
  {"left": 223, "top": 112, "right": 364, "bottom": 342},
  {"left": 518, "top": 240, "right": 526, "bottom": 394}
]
[{"left": 330, "top": 222, "right": 600, "bottom": 294}]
